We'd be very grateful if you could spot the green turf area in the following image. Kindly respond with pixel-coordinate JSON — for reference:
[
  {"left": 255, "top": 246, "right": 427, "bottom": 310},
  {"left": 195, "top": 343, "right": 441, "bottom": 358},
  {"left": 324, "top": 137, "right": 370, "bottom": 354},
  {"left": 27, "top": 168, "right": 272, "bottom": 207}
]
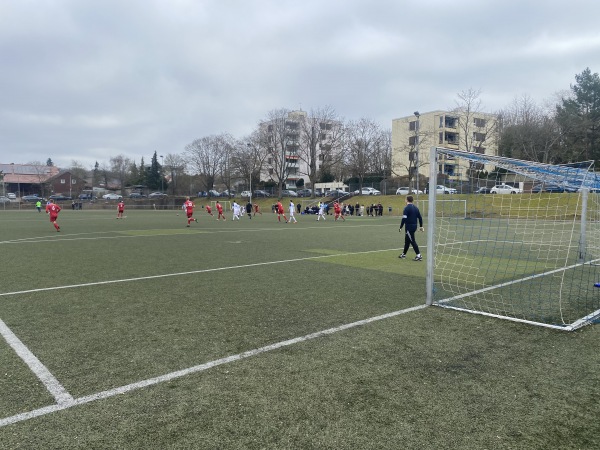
[{"left": 1, "top": 205, "right": 600, "bottom": 448}]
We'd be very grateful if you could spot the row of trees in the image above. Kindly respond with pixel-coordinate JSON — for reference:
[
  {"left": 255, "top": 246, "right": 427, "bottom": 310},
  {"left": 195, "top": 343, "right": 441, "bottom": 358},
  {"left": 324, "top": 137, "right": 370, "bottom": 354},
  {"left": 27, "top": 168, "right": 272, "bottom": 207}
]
[{"left": 52, "top": 68, "right": 600, "bottom": 197}]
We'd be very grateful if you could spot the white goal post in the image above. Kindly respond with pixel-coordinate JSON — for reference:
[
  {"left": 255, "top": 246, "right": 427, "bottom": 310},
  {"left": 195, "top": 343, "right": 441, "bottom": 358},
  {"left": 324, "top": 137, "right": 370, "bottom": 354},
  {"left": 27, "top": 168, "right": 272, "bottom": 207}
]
[{"left": 425, "top": 147, "right": 600, "bottom": 331}]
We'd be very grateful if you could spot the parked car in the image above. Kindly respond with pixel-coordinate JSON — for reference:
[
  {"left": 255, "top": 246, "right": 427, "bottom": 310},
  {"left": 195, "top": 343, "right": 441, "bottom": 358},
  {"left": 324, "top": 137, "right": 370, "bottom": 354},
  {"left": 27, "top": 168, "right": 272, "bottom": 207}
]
[
  {"left": 102, "top": 193, "right": 123, "bottom": 200},
  {"left": 532, "top": 184, "right": 576, "bottom": 193},
  {"left": 79, "top": 193, "right": 95, "bottom": 200},
  {"left": 296, "top": 188, "right": 312, "bottom": 197},
  {"left": 281, "top": 190, "right": 298, "bottom": 197},
  {"left": 353, "top": 187, "right": 381, "bottom": 195},
  {"left": 0, "top": 196, "right": 10, "bottom": 204},
  {"left": 327, "top": 189, "right": 350, "bottom": 198},
  {"left": 253, "top": 190, "right": 271, "bottom": 198},
  {"left": 208, "top": 189, "right": 221, "bottom": 197},
  {"left": 49, "top": 194, "right": 73, "bottom": 201},
  {"left": 7, "top": 193, "right": 16, "bottom": 199},
  {"left": 475, "top": 187, "right": 492, "bottom": 194},
  {"left": 220, "top": 190, "right": 236, "bottom": 197},
  {"left": 22, "top": 194, "right": 42, "bottom": 202},
  {"left": 148, "top": 192, "right": 168, "bottom": 199},
  {"left": 395, "top": 187, "right": 423, "bottom": 195},
  {"left": 240, "top": 191, "right": 252, "bottom": 198},
  {"left": 129, "top": 193, "right": 147, "bottom": 199},
  {"left": 490, "top": 184, "right": 522, "bottom": 194},
  {"left": 436, "top": 185, "right": 457, "bottom": 194}
]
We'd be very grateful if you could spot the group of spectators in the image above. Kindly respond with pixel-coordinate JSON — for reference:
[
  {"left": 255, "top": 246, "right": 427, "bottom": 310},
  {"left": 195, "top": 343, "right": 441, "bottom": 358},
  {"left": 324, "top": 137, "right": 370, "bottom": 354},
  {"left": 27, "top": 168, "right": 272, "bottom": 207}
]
[{"left": 300, "top": 202, "right": 385, "bottom": 217}]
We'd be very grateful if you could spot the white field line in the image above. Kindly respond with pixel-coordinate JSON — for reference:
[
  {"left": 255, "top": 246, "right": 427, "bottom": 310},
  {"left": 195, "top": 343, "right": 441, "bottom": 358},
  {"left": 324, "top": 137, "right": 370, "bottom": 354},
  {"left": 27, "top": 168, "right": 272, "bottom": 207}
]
[
  {"left": 0, "top": 222, "right": 394, "bottom": 245},
  {"left": 0, "top": 317, "right": 73, "bottom": 404},
  {"left": 0, "top": 247, "right": 405, "bottom": 298},
  {"left": 0, "top": 303, "right": 427, "bottom": 428}
]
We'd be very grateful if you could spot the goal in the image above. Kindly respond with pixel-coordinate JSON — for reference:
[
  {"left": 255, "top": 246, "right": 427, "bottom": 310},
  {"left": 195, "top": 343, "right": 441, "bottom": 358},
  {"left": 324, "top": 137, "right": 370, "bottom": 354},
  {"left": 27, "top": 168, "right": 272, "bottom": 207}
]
[{"left": 426, "top": 147, "right": 600, "bottom": 330}]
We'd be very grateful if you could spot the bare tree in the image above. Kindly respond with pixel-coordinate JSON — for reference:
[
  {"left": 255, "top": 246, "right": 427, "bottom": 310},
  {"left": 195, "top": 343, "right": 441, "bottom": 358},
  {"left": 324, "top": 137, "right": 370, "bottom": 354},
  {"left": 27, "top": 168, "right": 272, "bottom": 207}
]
[
  {"left": 344, "top": 118, "right": 384, "bottom": 193},
  {"left": 260, "top": 108, "right": 296, "bottom": 197},
  {"left": 230, "top": 132, "right": 268, "bottom": 197},
  {"left": 451, "top": 88, "right": 498, "bottom": 152},
  {"left": 184, "top": 134, "right": 227, "bottom": 194},
  {"left": 498, "top": 95, "right": 561, "bottom": 164},
  {"left": 110, "top": 155, "right": 132, "bottom": 194},
  {"left": 215, "top": 134, "right": 235, "bottom": 197},
  {"left": 163, "top": 153, "right": 187, "bottom": 195},
  {"left": 296, "top": 106, "right": 345, "bottom": 197}
]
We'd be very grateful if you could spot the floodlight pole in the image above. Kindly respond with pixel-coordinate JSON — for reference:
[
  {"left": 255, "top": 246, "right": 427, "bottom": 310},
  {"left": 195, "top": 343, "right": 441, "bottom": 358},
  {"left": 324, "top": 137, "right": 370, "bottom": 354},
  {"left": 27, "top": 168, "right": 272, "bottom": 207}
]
[{"left": 414, "top": 111, "right": 420, "bottom": 194}]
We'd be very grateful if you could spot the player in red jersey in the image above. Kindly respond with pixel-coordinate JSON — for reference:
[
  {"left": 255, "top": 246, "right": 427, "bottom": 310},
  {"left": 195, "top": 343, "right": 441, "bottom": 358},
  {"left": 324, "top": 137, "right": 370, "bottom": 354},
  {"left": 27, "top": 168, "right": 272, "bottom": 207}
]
[
  {"left": 45, "top": 199, "right": 62, "bottom": 232},
  {"left": 275, "top": 200, "right": 288, "bottom": 223},
  {"left": 333, "top": 201, "right": 345, "bottom": 221},
  {"left": 183, "top": 197, "right": 198, "bottom": 227},
  {"left": 116, "top": 200, "right": 125, "bottom": 219},
  {"left": 253, "top": 203, "right": 262, "bottom": 216},
  {"left": 216, "top": 201, "right": 226, "bottom": 221},
  {"left": 205, "top": 204, "right": 214, "bottom": 217}
]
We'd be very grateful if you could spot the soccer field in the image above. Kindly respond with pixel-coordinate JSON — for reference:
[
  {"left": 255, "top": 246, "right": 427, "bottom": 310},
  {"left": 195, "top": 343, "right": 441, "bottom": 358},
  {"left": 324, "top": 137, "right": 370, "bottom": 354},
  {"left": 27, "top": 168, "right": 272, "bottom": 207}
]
[{"left": 1, "top": 207, "right": 599, "bottom": 449}]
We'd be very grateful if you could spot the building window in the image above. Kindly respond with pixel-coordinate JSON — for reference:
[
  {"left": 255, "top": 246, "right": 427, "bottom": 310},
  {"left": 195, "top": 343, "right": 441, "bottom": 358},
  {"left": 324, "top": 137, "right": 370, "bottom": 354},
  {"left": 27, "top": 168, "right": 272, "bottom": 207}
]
[
  {"left": 268, "top": 168, "right": 273, "bottom": 175},
  {"left": 409, "top": 151, "right": 417, "bottom": 162},
  {"left": 409, "top": 136, "right": 417, "bottom": 146},
  {"left": 72, "top": 178, "right": 76, "bottom": 184},
  {"left": 60, "top": 179, "right": 65, "bottom": 184},
  {"left": 409, "top": 121, "right": 417, "bottom": 131},
  {"left": 446, "top": 132, "right": 459, "bottom": 145},
  {"left": 439, "top": 132, "right": 443, "bottom": 144},
  {"left": 444, "top": 164, "right": 455, "bottom": 176},
  {"left": 473, "top": 132, "right": 486, "bottom": 142},
  {"left": 445, "top": 116, "right": 458, "bottom": 128},
  {"left": 474, "top": 118, "right": 486, "bottom": 128},
  {"left": 474, "top": 146, "right": 485, "bottom": 154},
  {"left": 267, "top": 158, "right": 272, "bottom": 164}
]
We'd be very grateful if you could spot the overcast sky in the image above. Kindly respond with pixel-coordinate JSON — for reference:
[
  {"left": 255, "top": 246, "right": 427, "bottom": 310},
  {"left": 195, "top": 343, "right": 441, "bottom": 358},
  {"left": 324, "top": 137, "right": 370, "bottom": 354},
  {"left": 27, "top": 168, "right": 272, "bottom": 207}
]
[{"left": 1, "top": 0, "right": 599, "bottom": 169}]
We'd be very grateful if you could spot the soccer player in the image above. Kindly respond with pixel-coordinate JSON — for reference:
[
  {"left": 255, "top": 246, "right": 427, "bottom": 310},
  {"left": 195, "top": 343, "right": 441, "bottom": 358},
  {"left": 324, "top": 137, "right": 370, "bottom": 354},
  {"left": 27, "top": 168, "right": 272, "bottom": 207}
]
[
  {"left": 205, "top": 204, "right": 214, "bottom": 217},
  {"left": 35, "top": 199, "right": 42, "bottom": 213},
  {"left": 45, "top": 199, "right": 61, "bottom": 232},
  {"left": 246, "top": 201, "right": 253, "bottom": 219},
  {"left": 183, "top": 196, "right": 198, "bottom": 227},
  {"left": 117, "top": 200, "right": 125, "bottom": 219},
  {"left": 317, "top": 202, "right": 326, "bottom": 221},
  {"left": 275, "top": 200, "right": 288, "bottom": 223},
  {"left": 253, "top": 203, "right": 262, "bottom": 216},
  {"left": 216, "top": 201, "right": 226, "bottom": 221},
  {"left": 399, "top": 195, "right": 424, "bottom": 261},
  {"left": 333, "top": 201, "right": 345, "bottom": 221},
  {"left": 232, "top": 201, "right": 241, "bottom": 220},
  {"left": 288, "top": 200, "right": 297, "bottom": 223}
]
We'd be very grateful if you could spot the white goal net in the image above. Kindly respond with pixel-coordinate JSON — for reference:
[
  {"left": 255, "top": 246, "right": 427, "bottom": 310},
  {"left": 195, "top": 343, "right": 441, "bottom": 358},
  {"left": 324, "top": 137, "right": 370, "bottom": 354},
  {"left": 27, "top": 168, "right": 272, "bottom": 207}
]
[{"left": 426, "top": 147, "right": 600, "bottom": 330}]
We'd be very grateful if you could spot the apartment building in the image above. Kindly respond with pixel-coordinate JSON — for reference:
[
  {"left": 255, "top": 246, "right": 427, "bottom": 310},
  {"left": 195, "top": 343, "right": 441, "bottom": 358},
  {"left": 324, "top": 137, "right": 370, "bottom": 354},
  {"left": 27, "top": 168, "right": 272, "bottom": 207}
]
[
  {"left": 261, "top": 110, "right": 342, "bottom": 189},
  {"left": 391, "top": 110, "right": 498, "bottom": 187}
]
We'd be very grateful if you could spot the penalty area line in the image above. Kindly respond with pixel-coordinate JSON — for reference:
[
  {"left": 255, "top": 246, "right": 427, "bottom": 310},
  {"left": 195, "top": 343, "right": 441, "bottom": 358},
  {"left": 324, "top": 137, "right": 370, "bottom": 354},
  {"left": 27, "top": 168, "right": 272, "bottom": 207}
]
[
  {"left": 0, "top": 317, "right": 73, "bottom": 405},
  {"left": 0, "top": 303, "right": 426, "bottom": 428},
  {"left": 0, "top": 248, "right": 403, "bottom": 298}
]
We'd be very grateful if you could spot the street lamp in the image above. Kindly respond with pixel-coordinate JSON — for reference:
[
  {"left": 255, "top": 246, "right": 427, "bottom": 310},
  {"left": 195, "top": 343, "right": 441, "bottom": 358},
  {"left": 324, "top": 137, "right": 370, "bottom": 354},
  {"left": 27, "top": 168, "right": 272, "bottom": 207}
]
[
  {"left": 159, "top": 155, "right": 164, "bottom": 193},
  {"left": 414, "top": 111, "right": 420, "bottom": 194}
]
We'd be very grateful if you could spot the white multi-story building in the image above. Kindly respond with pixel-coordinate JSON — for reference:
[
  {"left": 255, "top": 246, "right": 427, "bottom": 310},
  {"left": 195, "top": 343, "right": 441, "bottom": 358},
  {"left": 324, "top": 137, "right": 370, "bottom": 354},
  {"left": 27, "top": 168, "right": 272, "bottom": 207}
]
[
  {"left": 391, "top": 110, "right": 498, "bottom": 187},
  {"left": 261, "top": 110, "right": 342, "bottom": 189}
]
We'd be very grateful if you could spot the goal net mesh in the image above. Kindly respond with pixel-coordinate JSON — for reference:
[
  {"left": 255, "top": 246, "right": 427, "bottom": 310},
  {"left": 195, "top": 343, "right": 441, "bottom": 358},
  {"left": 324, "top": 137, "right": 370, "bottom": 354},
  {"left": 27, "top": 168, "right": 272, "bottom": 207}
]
[{"left": 428, "top": 148, "right": 600, "bottom": 330}]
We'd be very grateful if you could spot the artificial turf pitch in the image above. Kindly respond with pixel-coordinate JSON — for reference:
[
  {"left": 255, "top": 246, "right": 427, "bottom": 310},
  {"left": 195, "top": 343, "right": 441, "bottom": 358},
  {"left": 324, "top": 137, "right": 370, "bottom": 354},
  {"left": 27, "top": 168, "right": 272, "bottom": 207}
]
[{"left": 0, "top": 206, "right": 599, "bottom": 449}]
